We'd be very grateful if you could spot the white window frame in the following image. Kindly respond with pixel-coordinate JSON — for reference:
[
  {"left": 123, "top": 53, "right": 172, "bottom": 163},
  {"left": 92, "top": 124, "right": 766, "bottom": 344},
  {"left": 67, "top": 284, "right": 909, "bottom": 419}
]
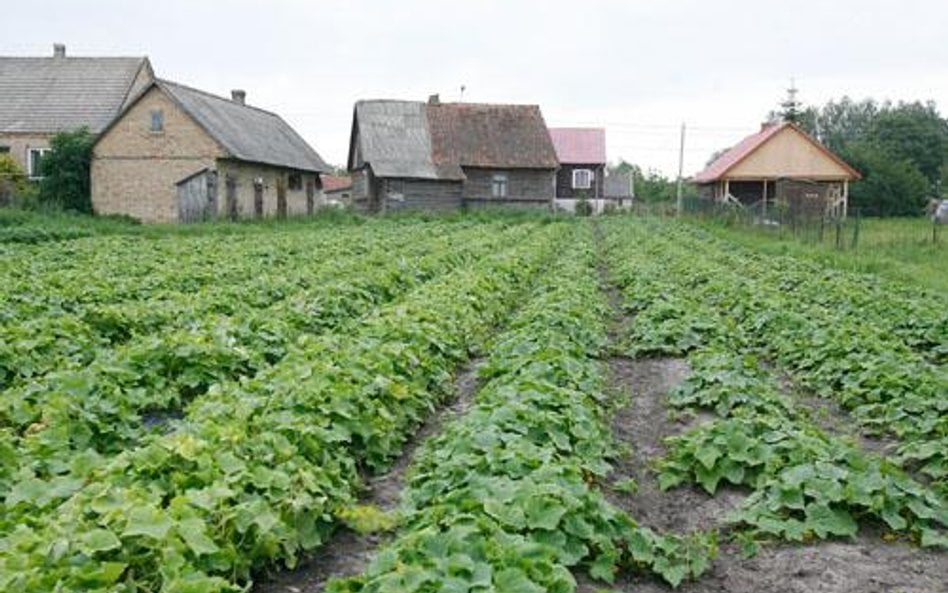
[
  {"left": 491, "top": 173, "right": 508, "bottom": 198},
  {"left": 572, "top": 168, "right": 593, "bottom": 190},
  {"left": 27, "top": 147, "right": 51, "bottom": 179}
]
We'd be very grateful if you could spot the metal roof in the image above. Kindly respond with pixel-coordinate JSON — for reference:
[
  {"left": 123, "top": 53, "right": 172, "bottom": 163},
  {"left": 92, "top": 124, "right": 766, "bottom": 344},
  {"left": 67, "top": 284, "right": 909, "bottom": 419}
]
[
  {"left": 351, "top": 99, "right": 557, "bottom": 180},
  {"left": 548, "top": 127, "right": 606, "bottom": 164},
  {"left": 154, "top": 79, "right": 330, "bottom": 173},
  {"left": 0, "top": 55, "right": 149, "bottom": 133},
  {"left": 352, "top": 100, "right": 457, "bottom": 180}
]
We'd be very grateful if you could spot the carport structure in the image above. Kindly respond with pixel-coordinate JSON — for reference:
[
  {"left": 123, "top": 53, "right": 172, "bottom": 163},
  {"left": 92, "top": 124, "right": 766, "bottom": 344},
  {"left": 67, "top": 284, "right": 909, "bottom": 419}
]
[{"left": 694, "top": 122, "right": 861, "bottom": 219}]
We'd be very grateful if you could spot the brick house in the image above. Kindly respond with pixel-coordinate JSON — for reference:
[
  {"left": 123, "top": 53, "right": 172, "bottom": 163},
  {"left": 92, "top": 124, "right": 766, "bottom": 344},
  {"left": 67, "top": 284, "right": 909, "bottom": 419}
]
[
  {"left": 347, "top": 95, "right": 558, "bottom": 212},
  {"left": 91, "top": 79, "right": 331, "bottom": 223},
  {"left": 0, "top": 44, "right": 153, "bottom": 178}
]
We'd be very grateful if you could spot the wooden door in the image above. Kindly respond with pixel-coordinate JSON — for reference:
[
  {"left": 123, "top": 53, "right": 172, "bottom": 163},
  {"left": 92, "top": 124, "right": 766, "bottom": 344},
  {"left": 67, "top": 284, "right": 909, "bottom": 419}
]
[
  {"left": 276, "top": 178, "right": 287, "bottom": 218},
  {"left": 253, "top": 180, "right": 264, "bottom": 218},
  {"left": 225, "top": 175, "right": 238, "bottom": 221},
  {"left": 305, "top": 179, "right": 315, "bottom": 215}
]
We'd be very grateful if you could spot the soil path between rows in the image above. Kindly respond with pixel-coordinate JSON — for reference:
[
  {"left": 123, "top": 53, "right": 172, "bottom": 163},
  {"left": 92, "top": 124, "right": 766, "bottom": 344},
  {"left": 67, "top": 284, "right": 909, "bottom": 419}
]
[
  {"left": 254, "top": 358, "right": 484, "bottom": 593},
  {"left": 587, "top": 222, "right": 948, "bottom": 593}
]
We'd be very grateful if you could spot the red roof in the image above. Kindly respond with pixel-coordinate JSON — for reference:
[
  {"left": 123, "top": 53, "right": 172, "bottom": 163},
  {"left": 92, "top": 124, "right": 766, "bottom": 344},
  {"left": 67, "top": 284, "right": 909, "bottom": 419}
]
[
  {"left": 321, "top": 174, "right": 351, "bottom": 192},
  {"left": 694, "top": 122, "right": 860, "bottom": 183},
  {"left": 548, "top": 127, "right": 606, "bottom": 165}
]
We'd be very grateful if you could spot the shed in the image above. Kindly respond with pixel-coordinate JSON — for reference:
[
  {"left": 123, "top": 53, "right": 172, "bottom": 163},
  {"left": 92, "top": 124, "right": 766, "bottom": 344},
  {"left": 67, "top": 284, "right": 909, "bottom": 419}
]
[{"left": 693, "top": 122, "right": 861, "bottom": 219}]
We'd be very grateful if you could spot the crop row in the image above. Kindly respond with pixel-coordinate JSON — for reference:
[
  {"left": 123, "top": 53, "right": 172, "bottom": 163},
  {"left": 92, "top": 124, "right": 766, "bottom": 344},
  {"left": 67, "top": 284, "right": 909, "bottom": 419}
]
[
  {"left": 603, "top": 218, "right": 947, "bottom": 551},
  {"left": 0, "top": 221, "right": 531, "bottom": 493},
  {"left": 0, "top": 219, "right": 494, "bottom": 391},
  {"left": 0, "top": 223, "right": 566, "bottom": 593},
  {"left": 330, "top": 227, "right": 715, "bottom": 593},
  {"left": 604, "top": 218, "right": 947, "bottom": 492}
]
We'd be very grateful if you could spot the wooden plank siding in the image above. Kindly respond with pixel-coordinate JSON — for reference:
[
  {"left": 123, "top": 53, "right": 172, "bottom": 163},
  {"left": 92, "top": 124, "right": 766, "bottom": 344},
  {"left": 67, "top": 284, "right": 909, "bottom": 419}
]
[{"left": 555, "top": 164, "right": 605, "bottom": 199}]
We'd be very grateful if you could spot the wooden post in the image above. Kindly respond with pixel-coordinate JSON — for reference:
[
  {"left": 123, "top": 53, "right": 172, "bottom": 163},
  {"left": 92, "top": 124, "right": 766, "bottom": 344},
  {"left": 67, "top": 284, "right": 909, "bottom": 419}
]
[
  {"left": 762, "top": 179, "right": 768, "bottom": 219},
  {"left": 844, "top": 180, "right": 849, "bottom": 219},
  {"left": 851, "top": 209, "right": 861, "bottom": 249}
]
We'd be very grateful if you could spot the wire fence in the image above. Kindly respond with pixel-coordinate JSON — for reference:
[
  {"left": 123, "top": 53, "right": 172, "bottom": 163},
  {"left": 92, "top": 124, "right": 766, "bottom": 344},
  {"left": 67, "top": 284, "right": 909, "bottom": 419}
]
[{"left": 674, "top": 197, "right": 945, "bottom": 249}]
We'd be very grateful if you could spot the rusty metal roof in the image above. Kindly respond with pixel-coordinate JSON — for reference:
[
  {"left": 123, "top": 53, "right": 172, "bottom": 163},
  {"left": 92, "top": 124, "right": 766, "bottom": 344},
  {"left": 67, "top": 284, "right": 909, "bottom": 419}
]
[
  {"left": 428, "top": 102, "right": 559, "bottom": 170},
  {"left": 548, "top": 127, "right": 606, "bottom": 165}
]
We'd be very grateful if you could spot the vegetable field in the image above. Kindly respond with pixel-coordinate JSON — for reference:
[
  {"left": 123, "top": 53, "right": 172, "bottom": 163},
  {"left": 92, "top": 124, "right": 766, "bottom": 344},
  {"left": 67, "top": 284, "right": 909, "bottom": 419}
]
[{"left": 0, "top": 215, "right": 944, "bottom": 593}]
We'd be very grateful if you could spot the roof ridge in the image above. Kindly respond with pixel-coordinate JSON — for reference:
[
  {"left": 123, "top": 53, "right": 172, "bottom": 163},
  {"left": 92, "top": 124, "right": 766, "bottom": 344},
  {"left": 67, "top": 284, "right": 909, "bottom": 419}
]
[{"left": 156, "top": 78, "right": 282, "bottom": 118}]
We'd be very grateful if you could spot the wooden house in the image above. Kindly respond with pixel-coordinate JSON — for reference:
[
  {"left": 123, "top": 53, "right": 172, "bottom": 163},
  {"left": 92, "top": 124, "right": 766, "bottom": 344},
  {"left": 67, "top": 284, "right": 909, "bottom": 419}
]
[
  {"left": 549, "top": 127, "right": 606, "bottom": 213},
  {"left": 347, "top": 95, "right": 558, "bottom": 212},
  {"left": 693, "top": 122, "right": 861, "bottom": 219}
]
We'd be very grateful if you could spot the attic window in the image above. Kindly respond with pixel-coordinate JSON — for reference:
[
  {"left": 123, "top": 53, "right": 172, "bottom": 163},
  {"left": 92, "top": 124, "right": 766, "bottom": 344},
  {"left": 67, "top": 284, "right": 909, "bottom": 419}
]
[
  {"left": 150, "top": 110, "right": 164, "bottom": 133},
  {"left": 491, "top": 174, "right": 508, "bottom": 198},
  {"left": 288, "top": 173, "right": 302, "bottom": 191},
  {"left": 572, "top": 169, "right": 593, "bottom": 189}
]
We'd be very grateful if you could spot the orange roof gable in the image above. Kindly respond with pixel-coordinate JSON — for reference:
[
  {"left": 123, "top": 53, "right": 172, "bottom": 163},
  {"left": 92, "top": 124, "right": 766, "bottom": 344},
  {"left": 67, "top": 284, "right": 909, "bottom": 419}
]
[{"left": 694, "top": 122, "right": 860, "bottom": 183}]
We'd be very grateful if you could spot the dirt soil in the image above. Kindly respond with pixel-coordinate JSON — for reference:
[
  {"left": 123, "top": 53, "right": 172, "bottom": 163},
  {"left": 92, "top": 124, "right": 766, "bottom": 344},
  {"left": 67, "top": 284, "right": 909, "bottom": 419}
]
[
  {"left": 253, "top": 359, "right": 484, "bottom": 593},
  {"left": 577, "top": 533, "right": 948, "bottom": 593},
  {"left": 604, "top": 357, "right": 746, "bottom": 534}
]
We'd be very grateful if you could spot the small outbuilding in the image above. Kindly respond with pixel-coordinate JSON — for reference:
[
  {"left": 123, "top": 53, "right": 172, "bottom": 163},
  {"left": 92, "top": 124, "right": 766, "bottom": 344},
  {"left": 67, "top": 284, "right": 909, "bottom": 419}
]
[
  {"left": 693, "top": 122, "right": 861, "bottom": 219},
  {"left": 549, "top": 127, "right": 607, "bottom": 213}
]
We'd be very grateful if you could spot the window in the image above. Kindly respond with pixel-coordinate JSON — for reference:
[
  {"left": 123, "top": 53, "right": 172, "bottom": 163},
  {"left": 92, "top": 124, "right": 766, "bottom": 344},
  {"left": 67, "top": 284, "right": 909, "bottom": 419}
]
[
  {"left": 0, "top": 146, "right": 9, "bottom": 154},
  {"left": 288, "top": 172, "right": 302, "bottom": 191},
  {"left": 491, "top": 173, "right": 508, "bottom": 198},
  {"left": 572, "top": 169, "right": 593, "bottom": 189},
  {"left": 28, "top": 148, "right": 51, "bottom": 179},
  {"left": 150, "top": 110, "right": 164, "bottom": 133}
]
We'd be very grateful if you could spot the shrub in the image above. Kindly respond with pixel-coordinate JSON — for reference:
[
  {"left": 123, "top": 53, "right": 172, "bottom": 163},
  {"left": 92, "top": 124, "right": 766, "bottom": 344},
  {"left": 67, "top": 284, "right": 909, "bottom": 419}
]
[{"left": 38, "top": 128, "right": 95, "bottom": 213}]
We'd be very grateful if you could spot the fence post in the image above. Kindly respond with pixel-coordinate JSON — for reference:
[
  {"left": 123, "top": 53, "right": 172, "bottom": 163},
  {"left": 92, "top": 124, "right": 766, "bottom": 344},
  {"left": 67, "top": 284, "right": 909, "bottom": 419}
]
[
  {"left": 835, "top": 220, "right": 842, "bottom": 250},
  {"left": 851, "top": 210, "right": 860, "bottom": 249}
]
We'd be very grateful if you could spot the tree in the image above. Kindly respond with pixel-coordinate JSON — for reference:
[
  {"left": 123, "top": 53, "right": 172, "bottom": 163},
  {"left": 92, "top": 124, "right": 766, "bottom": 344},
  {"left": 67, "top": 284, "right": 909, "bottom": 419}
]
[
  {"left": 842, "top": 141, "right": 930, "bottom": 216},
  {"left": 866, "top": 101, "right": 947, "bottom": 188},
  {"left": 38, "top": 127, "right": 95, "bottom": 213}
]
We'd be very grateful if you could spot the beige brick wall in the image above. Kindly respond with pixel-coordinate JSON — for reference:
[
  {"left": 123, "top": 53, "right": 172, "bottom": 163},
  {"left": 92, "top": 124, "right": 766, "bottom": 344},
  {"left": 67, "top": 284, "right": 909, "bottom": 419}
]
[
  {"left": 217, "top": 161, "right": 323, "bottom": 219},
  {"left": 92, "top": 87, "right": 224, "bottom": 223},
  {"left": 0, "top": 133, "right": 53, "bottom": 176}
]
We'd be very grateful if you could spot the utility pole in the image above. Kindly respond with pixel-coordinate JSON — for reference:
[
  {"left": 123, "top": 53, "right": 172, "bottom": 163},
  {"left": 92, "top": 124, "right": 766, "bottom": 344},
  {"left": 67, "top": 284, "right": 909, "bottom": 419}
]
[{"left": 676, "top": 122, "right": 686, "bottom": 216}]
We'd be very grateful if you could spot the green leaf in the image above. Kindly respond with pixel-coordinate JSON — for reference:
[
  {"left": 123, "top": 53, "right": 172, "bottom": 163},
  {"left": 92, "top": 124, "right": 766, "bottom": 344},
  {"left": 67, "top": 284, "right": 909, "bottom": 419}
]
[
  {"left": 178, "top": 518, "right": 220, "bottom": 556},
  {"left": 123, "top": 505, "right": 173, "bottom": 540},
  {"left": 78, "top": 529, "right": 121, "bottom": 554},
  {"left": 805, "top": 503, "right": 857, "bottom": 538},
  {"left": 494, "top": 568, "right": 544, "bottom": 593}
]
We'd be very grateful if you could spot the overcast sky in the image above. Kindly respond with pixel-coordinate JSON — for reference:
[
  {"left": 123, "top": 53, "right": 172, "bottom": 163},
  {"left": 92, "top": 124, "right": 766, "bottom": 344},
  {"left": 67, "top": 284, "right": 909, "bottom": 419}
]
[{"left": 4, "top": 0, "right": 948, "bottom": 176}]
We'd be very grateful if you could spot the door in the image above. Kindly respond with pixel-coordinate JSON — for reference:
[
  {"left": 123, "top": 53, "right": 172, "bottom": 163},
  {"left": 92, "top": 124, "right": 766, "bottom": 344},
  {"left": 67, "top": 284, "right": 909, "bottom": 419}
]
[
  {"left": 253, "top": 179, "right": 264, "bottom": 218},
  {"left": 224, "top": 175, "right": 238, "bottom": 220},
  {"left": 276, "top": 177, "right": 287, "bottom": 218},
  {"left": 305, "top": 179, "right": 315, "bottom": 215}
]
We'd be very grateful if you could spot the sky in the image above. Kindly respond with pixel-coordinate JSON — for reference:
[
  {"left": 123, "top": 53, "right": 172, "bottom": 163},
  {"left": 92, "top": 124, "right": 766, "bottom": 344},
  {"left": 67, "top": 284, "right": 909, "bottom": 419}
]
[{"left": 4, "top": 0, "right": 948, "bottom": 177}]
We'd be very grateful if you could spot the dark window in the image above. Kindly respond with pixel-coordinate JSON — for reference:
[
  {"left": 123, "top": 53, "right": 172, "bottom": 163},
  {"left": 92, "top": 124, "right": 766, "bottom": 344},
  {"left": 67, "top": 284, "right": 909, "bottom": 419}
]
[
  {"left": 150, "top": 110, "right": 164, "bottom": 132},
  {"left": 28, "top": 148, "right": 50, "bottom": 179},
  {"left": 288, "top": 172, "right": 302, "bottom": 191},
  {"left": 0, "top": 146, "right": 9, "bottom": 154},
  {"left": 491, "top": 173, "right": 508, "bottom": 198}
]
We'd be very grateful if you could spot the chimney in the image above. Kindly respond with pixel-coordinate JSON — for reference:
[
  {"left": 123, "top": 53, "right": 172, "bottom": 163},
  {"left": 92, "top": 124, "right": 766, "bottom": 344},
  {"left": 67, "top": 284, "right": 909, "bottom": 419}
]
[
  {"left": 428, "top": 93, "right": 440, "bottom": 105},
  {"left": 53, "top": 44, "right": 66, "bottom": 58},
  {"left": 231, "top": 89, "right": 246, "bottom": 105}
]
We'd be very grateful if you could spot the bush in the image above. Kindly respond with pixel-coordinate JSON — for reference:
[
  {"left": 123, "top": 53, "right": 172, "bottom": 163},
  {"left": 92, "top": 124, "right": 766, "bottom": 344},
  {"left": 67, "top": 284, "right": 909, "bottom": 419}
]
[
  {"left": 38, "top": 127, "right": 95, "bottom": 213},
  {"left": 0, "top": 154, "right": 31, "bottom": 206},
  {"left": 843, "top": 142, "right": 930, "bottom": 216}
]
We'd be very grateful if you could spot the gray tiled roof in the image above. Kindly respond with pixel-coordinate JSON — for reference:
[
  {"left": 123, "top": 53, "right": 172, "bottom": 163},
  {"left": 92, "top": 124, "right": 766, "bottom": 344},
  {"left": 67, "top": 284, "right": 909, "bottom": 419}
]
[
  {"left": 156, "top": 79, "right": 330, "bottom": 173},
  {"left": 0, "top": 56, "right": 148, "bottom": 133},
  {"left": 352, "top": 100, "right": 461, "bottom": 180}
]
